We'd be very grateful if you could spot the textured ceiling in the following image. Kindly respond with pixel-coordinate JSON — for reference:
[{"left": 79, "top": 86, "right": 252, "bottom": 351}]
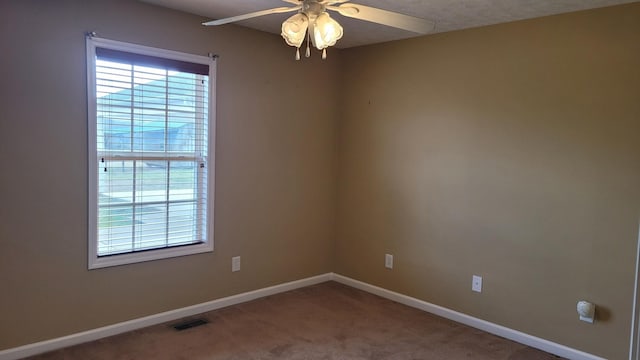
[{"left": 139, "top": 0, "right": 638, "bottom": 48}]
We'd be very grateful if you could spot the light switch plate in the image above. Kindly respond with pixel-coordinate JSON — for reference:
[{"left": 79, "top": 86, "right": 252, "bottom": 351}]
[
  {"left": 385, "top": 254, "right": 393, "bottom": 269},
  {"left": 472, "top": 275, "right": 482, "bottom": 292}
]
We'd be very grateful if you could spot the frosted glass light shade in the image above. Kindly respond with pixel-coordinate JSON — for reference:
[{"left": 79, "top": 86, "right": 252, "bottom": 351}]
[
  {"left": 281, "top": 13, "right": 309, "bottom": 48},
  {"left": 310, "top": 12, "right": 343, "bottom": 50}
]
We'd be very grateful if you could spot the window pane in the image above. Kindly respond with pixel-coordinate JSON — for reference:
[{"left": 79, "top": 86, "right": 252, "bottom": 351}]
[
  {"left": 168, "top": 202, "right": 198, "bottom": 246},
  {"left": 133, "top": 109, "right": 166, "bottom": 152},
  {"left": 133, "top": 85, "right": 166, "bottom": 110},
  {"left": 98, "top": 110, "right": 133, "bottom": 152},
  {"left": 168, "top": 72, "right": 197, "bottom": 111},
  {"left": 96, "top": 60, "right": 132, "bottom": 99},
  {"left": 98, "top": 204, "right": 134, "bottom": 256},
  {"left": 135, "top": 204, "right": 168, "bottom": 251},
  {"left": 168, "top": 113, "right": 195, "bottom": 152},
  {"left": 136, "top": 161, "right": 168, "bottom": 203},
  {"left": 169, "top": 161, "right": 197, "bottom": 201},
  {"left": 99, "top": 160, "right": 134, "bottom": 203}
]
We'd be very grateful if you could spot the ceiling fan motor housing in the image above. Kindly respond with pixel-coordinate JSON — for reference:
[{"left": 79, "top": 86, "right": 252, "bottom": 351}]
[{"left": 302, "top": 0, "right": 326, "bottom": 20}]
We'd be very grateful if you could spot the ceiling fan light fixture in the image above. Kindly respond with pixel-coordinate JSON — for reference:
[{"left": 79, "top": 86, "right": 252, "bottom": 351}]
[
  {"left": 310, "top": 12, "right": 343, "bottom": 50},
  {"left": 281, "top": 13, "right": 309, "bottom": 48}
]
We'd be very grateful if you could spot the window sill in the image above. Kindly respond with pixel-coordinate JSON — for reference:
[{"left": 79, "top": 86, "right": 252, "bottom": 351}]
[{"left": 88, "top": 241, "right": 213, "bottom": 269}]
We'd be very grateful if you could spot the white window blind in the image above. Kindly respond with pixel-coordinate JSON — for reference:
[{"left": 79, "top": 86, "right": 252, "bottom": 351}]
[{"left": 87, "top": 37, "right": 215, "bottom": 268}]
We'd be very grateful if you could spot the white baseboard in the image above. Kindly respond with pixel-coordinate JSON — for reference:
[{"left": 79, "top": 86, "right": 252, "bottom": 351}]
[
  {"left": 331, "top": 273, "right": 606, "bottom": 360},
  {"left": 0, "top": 273, "right": 332, "bottom": 360},
  {"left": 0, "top": 272, "right": 606, "bottom": 360}
]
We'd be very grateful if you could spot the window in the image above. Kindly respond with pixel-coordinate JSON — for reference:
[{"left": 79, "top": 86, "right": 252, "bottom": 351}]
[{"left": 86, "top": 37, "right": 216, "bottom": 269}]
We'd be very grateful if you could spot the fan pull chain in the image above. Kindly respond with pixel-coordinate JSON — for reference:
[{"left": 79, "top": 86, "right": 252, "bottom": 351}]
[
  {"left": 322, "top": 48, "right": 327, "bottom": 60},
  {"left": 305, "top": 31, "right": 311, "bottom": 58},
  {"left": 295, "top": 48, "right": 301, "bottom": 61}
]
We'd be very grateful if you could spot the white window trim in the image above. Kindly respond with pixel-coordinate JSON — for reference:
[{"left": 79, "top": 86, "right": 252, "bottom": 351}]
[{"left": 86, "top": 36, "right": 216, "bottom": 269}]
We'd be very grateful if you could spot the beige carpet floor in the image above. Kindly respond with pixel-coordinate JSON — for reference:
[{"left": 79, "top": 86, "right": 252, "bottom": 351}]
[{"left": 26, "top": 281, "right": 563, "bottom": 359}]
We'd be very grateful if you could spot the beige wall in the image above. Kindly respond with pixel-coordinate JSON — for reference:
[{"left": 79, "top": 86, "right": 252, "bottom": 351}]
[
  {"left": 0, "top": 0, "right": 339, "bottom": 350},
  {"left": 2, "top": 1, "right": 640, "bottom": 359},
  {"left": 336, "top": 3, "right": 640, "bottom": 359}
]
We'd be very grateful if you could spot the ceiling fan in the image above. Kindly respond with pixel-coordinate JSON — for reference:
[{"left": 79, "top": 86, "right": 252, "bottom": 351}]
[{"left": 203, "top": 0, "right": 435, "bottom": 60}]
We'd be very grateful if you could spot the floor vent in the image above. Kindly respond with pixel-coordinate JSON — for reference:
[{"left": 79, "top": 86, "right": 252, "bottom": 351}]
[{"left": 171, "top": 318, "right": 209, "bottom": 331}]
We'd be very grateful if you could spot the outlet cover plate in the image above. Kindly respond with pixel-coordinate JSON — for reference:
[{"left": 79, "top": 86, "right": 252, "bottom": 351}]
[{"left": 232, "top": 256, "right": 241, "bottom": 272}]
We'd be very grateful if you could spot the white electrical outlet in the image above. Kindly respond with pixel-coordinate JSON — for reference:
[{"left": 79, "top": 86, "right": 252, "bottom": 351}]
[
  {"left": 232, "top": 256, "right": 241, "bottom": 272},
  {"left": 472, "top": 275, "right": 482, "bottom": 293},
  {"left": 385, "top": 254, "right": 393, "bottom": 269}
]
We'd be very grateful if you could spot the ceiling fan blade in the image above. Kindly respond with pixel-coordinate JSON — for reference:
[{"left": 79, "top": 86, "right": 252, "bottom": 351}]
[
  {"left": 328, "top": 3, "right": 434, "bottom": 34},
  {"left": 281, "top": 0, "right": 301, "bottom": 4},
  {"left": 203, "top": 6, "right": 301, "bottom": 26}
]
